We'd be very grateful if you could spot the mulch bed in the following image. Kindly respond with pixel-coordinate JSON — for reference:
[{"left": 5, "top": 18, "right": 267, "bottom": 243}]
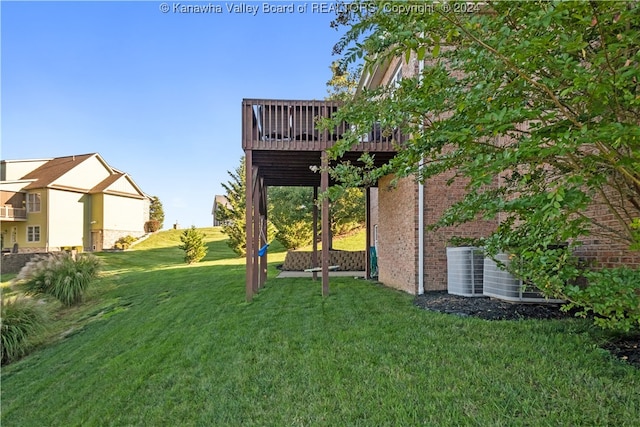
[{"left": 414, "top": 291, "right": 640, "bottom": 369}]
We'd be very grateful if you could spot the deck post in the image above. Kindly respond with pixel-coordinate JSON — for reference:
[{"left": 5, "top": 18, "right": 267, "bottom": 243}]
[
  {"left": 312, "top": 186, "right": 318, "bottom": 281},
  {"left": 365, "top": 186, "right": 371, "bottom": 279},
  {"left": 252, "top": 166, "right": 260, "bottom": 293},
  {"left": 321, "top": 151, "right": 330, "bottom": 296},
  {"left": 245, "top": 150, "right": 254, "bottom": 301}
]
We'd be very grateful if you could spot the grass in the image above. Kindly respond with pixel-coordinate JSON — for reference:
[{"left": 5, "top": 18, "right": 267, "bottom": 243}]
[
  {"left": 1, "top": 227, "right": 639, "bottom": 426},
  {"left": 294, "top": 227, "right": 366, "bottom": 252},
  {"left": 1, "top": 296, "right": 49, "bottom": 364}
]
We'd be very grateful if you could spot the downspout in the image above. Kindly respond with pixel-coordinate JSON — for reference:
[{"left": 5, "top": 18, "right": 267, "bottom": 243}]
[{"left": 418, "top": 56, "right": 425, "bottom": 295}]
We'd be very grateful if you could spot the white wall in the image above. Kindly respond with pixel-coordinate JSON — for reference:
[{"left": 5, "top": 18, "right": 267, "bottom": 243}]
[
  {"left": 103, "top": 194, "right": 146, "bottom": 232},
  {"left": 47, "top": 189, "right": 87, "bottom": 248},
  {"left": 108, "top": 175, "right": 140, "bottom": 195},
  {"left": 2, "top": 160, "right": 49, "bottom": 180},
  {"left": 54, "top": 155, "right": 110, "bottom": 190}
]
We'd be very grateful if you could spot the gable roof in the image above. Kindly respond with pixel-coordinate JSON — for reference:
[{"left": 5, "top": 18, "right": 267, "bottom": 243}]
[
  {"left": 90, "top": 172, "right": 147, "bottom": 199},
  {"left": 89, "top": 172, "right": 124, "bottom": 193},
  {"left": 7, "top": 153, "right": 147, "bottom": 199},
  {"left": 21, "top": 154, "right": 98, "bottom": 190}
]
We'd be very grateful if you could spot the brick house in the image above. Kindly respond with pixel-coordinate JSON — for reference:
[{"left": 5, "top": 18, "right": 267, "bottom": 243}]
[
  {"left": 361, "top": 54, "right": 640, "bottom": 295},
  {"left": 361, "top": 54, "right": 499, "bottom": 294},
  {"left": 0, "top": 153, "right": 150, "bottom": 253},
  {"left": 241, "top": 58, "right": 638, "bottom": 300}
]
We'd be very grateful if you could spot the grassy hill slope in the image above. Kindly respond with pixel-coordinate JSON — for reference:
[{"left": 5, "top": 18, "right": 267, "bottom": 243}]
[{"left": 2, "top": 228, "right": 639, "bottom": 426}]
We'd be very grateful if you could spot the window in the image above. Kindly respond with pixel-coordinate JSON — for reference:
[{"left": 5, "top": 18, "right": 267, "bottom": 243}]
[
  {"left": 27, "top": 193, "right": 41, "bottom": 213},
  {"left": 27, "top": 226, "right": 40, "bottom": 242},
  {"left": 391, "top": 65, "right": 402, "bottom": 88}
]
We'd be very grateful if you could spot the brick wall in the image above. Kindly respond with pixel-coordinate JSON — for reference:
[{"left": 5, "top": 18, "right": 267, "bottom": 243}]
[
  {"left": 423, "top": 170, "right": 498, "bottom": 291},
  {"left": 377, "top": 175, "right": 418, "bottom": 293},
  {"left": 573, "top": 187, "right": 640, "bottom": 269}
]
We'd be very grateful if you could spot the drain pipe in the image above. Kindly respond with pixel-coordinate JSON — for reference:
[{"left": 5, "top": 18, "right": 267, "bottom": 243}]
[
  {"left": 417, "top": 56, "right": 425, "bottom": 295},
  {"left": 418, "top": 177, "right": 424, "bottom": 295}
]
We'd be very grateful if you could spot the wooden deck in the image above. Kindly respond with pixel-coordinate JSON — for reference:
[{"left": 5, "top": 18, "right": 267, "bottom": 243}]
[
  {"left": 242, "top": 99, "right": 400, "bottom": 152},
  {"left": 242, "top": 99, "right": 401, "bottom": 301},
  {"left": 242, "top": 99, "right": 400, "bottom": 187}
]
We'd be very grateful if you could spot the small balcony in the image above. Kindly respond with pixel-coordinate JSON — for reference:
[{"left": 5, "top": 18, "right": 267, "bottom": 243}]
[
  {"left": 242, "top": 99, "right": 400, "bottom": 152},
  {"left": 0, "top": 206, "right": 27, "bottom": 221}
]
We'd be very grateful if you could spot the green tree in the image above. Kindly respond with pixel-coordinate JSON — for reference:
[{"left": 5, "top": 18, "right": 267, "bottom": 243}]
[
  {"left": 147, "top": 196, "right": 164, "bottom": 231},
  {"left": 329, "top": 1, "right": 640, "bottom": 330},
  {"left": 268, "top": 187, "right": 314, "bottom": 249},
  {"left": 330, "top": 187, "right": 365, "bottom": 236},
  {"left": 326, "top": 60, "right": 359, "bottom": 101},
  {"left": 218, "top": 157, "right": 276, "bottom": 256},
  {"left": 268, "top": 186, "right": 364, "bottom": 249},
  {"left": 178, "top": 226, "right": 208, "bottom": 264},
  {"left": 217, "top": 157, "right": 247, "bottom": 256}
]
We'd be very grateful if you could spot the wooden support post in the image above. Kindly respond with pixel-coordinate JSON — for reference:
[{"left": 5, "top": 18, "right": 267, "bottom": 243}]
[
  {"left": 312, "top": 186, "right": 318, "bottom": 281},
  {"left": 252, "top": 166, "right": 260, "bottom": 294},
  {"left": 365, "top": 186, "right": 371, "bottom": 279},
  {"left": 321, "top": 151, "right": 330, "bottom": 296},
  {"left": 245, "top": 150, "right": 254, "bottom": 302}
]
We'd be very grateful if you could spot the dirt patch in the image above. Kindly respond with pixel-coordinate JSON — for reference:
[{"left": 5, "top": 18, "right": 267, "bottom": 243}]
[
  {"left": 414, "top": 291, "right": 639, "bottom": 369},
  {"left": 414, "top": 291, "right": 571, "bottom": 320},
  {"left": 601, "top": 337, "right": 640, "bottom": 368}
]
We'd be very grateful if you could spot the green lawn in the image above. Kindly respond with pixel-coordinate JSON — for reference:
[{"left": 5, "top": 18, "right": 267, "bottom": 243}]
[{"left": 2, "top": 228, "right": 639, "bottom": 426}]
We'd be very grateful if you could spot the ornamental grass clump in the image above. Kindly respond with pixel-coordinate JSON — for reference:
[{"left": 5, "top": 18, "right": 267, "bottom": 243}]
[
  {"left": 1, "top": 296, "right": 49, "bottom": 365},
  {"left": 17, "top": 253, "right": 102, "bottom": 306}
]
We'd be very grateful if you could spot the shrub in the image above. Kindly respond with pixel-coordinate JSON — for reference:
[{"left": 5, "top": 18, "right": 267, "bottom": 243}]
[
  {"left": 563, "top": 267, "right": 640, "bottom": 332},
  {"left": 17, "top": 253, "right": 102, "bottom": 306},
  {"left": 114, "top": 235, "right": 137, "bottom": 250},
  {"left": 1, "top": 296, "right": 49, "bottom": 365},
  {"left": 145, "top": 220, "right": 161, "bottom": 233},
  {"left": 178, "top": 226, "right": 208, "bottom": 264},
  {"left": 276, "top": 220, "right": 312, "bottom": 250}
]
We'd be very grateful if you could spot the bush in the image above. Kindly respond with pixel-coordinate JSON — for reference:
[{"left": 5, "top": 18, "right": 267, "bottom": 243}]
[
  {"left": 276, "top": 220, "right": 312, "bottom": 250},
  {"left": 178, "top": 226, "right": 208, "bottom": 264},
  {"left": 1, "top": 296, "right": 49, "bottom": 365},
  {"left": 145, "top": 220, "right": 161, "bottom": 233},
  {"left": 563, "top": 267, "right": 640, "bottom": 332},
  {"left": 114, "top": 235, "right": 137, "bottom": 250},
  {"left": 487, "top": 239, "right": 640, "bottom": 333},
  {"left": 17, "top": 253, "right": 102, "bottom": 306}
]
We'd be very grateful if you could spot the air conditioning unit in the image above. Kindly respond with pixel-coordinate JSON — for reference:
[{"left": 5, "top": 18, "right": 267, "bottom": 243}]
[
  {"left": 446, "top": 247, "right": 484, "bottom": 297},
  {"left": 483, "top": 253, "right": 565, "bottom": 303}
]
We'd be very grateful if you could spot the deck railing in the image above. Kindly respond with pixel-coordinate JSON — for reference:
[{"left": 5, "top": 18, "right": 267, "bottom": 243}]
[
  {"left": 0, "top": 206, "right": 27, "bottom": 220},
  {"left": 242, "top": 99, "right": 400, "bottom": 152}
]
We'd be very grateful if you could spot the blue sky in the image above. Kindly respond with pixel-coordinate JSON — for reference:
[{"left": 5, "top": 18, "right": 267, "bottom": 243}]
[{"left": 2, "top": 1, "right": 347, "bottom": 228}]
